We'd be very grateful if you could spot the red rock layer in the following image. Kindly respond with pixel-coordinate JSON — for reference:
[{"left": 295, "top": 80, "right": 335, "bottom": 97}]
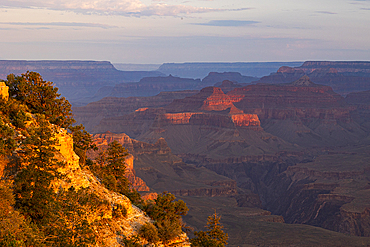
[
  {"left": 166, "top": 86, "right": 236, "bottom": 113},
  {"left": 153, "top": 112, "right": 260, "bottom": 128},
  {"left": 200, "top": 87, "right": 235, "bottom": 111},
  {"left": 231, "top": 114, "right": 260, "bottom": 127}
]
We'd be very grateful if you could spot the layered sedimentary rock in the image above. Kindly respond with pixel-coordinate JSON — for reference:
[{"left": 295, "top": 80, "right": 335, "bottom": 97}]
[
  {"left": 109, "top": 75, "right": 201, "bottom": 98},
  {"left": 257, "top": 61, "right": 370, "bottom": 95},
  {"left": 228, "top": 76, "right": 345, "bottom": 109},
  {"left": 200, "top": 146, "right": 370, "bottom": 237},
  {"left": 73, "top": 90, "right": 198, "bottom": 132},
  {"left": 214, "top": 80, "right": 245, "bottom": 93},
  {"left": 88, "top": 132, "right": 237, "bottom": 197},
  {"left": 299, "top": 61, "right": 370, "bottom": 75},
  {"left": 153, "top": 112, "right": 260, "bottom": 129},
  {"left": 166, "top": 87, "right": 236, "bottom": 112},
  {"left": 223, "top": 76, "right": 365, "bottom": 147}
]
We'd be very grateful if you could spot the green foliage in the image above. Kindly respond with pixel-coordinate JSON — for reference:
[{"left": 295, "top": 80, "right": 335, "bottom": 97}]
[
  {"left": 89, "top": 141, "right": 136, "bottom": 200},
  {"left": 0, "top": 181, "right": 44, "bottom": 247},
  {"left": 125, "top": 189, "right": 144, "bottom": 208},
  {"left": 144, "top": 192, "right": 188, "bottom": 244},
  {"left": 139, "top": 223, "right": 159, "bottom": 244},
  {"left": 113, "top": 203, "right": 127, "bottom": 219},
  {"left": 5, "top": 72, "right": 74, "bottom": 128},
  {"left": 69, "top": 124, "right": 97, "bottom": 166},
  {"left": 190, "top": 212, "right": 228, "bottom": 247},
  {"left": 14, "top": 115, "right": 65, "bottom": 226},
  {"left": 0, "top": 97, "right": 31, "bottom": 130},
  {"left": 121, "top": 235, "right": 142, "bottom": 247},
  {"left": 0, "top": 118, "right": 15, "bottom": 156},
  {"left": 47, "top": 187, "right": 105, "bottom": 247}
]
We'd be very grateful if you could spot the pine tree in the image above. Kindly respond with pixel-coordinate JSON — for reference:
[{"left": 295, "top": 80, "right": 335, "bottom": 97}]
[
  {"left": 90, "top": 140, "right": 129, "bottom": 194},
  {"left": 190, "top": 211, "right": 228, "bottom": 247},
  {"left": 144, "top": 192, "right": 188, "bottom": 244}
]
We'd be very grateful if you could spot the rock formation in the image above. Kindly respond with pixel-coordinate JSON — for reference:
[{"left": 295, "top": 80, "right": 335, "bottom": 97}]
[
  {"left": 109, "top": 75, "right": 201, "bottom": 98},
  {"left": 201, "top": 72, "right": 257, "bottom": 88},
  {"left": 0, "top": 82, "right": 9, "bottom": 100},
  {"left": 73, "top": 90, "right": 198, "bottom": 132},
  {"left": 257, "top": 61, "right": 370, "bottom": 95},
  {"left": 88, "top": 131, "right": 238, "bottom": 198},
  {"left": 157, "top": 62, "right": 303, "bottom": 78},
  {"left": 72, "top": 77, "right": 370, "bottom": 245},
  {"left": 214, "top": 80, "right": 245, "bottom": 93}
]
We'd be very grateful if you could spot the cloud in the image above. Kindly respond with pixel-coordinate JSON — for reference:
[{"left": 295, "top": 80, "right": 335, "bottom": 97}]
[
  {"left": 0, "top": 0, "right": 250, "bottom": 16},
  {"left": 0, "top": 21, "right": 116, "bottom": 29},
  {"left": 195, "top": 20, "right": 259, "bottom": 27},
  {"left": 315, "top": 11, "right": 337, "bottom": 14}
]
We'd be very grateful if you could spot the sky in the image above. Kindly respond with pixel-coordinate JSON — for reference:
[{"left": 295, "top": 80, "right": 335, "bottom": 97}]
[{"left": 0, "top": 0, "right": 369, "bottom": 63}]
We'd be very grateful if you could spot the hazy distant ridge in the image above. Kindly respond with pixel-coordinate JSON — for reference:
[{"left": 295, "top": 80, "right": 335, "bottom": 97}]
[{"left": 157, "top": 62, "right": 304, "bottom": 78}]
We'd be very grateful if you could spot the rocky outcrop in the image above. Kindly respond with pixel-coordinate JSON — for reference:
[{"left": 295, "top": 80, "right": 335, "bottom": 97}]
[
  {"left": 55, "top": 130, "right": 193, "bottom": 246},
  {"left": 228, "top": 76, "right": 346, "bottom": 109},
  {"left": 165, "top": 87, "right": 236, "bottom": 113},
  {"left": 153, "top": 112, "right": 260, "bottom": 129},
  {"left": 214, "top": 80, "right": 245, "bottom": 93},
  {"left": 89, "top": 132, "right": 238, "bottom": 198},
  {"left": 73, "top": 90, "right": 198, "bottom": 132},
  {"left": 257, "top": 61, "right": 370, "bottom": 95},
  {"left": 0, "top": 82, "right": 9, "bottom": 100}
]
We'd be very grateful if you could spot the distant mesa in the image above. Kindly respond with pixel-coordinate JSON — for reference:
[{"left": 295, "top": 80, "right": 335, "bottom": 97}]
[
  {"left": 257, "top": 61, "right": 370, "bottom": 95},
  {"left": 157, "top": 62, "right": 304, "bottom": 78},
  {"left": 201, "top": 72, "right": 258, "bottom": 87}
]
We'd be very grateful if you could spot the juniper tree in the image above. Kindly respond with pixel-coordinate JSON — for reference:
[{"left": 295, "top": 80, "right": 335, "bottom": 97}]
[
  {"left": 68, "top": 124, "right": 97, "bottom": 166},
  {"left": 5, "top": 72, "right": 74, "bottom": 129},
  {"left": 14, "top": 115, "right": 65, "bottom": 227}
]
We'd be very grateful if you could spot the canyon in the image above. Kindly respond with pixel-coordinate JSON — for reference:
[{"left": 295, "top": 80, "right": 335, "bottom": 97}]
[
  {"left": 72, "top": 72, "right": 370, "bottom": 246},
  {"left": 4, "top": 60, "right": 370, "bottom": 246}
]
